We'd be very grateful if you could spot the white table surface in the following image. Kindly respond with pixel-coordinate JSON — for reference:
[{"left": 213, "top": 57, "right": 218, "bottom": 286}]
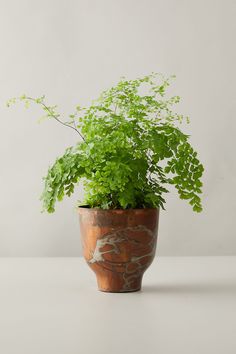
[{"left": 0, "top": 257, "right": 235, "bottom": 354}]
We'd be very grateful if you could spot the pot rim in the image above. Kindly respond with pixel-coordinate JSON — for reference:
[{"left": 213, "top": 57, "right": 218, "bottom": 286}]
[{"left": 78, "top": 205, "right": 159, "bottom": 213}]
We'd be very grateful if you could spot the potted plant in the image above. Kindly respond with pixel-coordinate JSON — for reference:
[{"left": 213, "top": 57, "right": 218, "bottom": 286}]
[{"left": 7, "top": 73, "right": 204, "bottom": 292}]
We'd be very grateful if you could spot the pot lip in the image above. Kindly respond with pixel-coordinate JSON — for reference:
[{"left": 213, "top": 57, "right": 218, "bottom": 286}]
[{"left": 78, "top": 205, "right": 159, "bottom": 213}]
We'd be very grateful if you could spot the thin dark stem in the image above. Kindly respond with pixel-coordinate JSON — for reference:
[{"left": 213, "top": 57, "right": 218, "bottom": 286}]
[
  {"left": 26, "top": 97, "right": 85, "bottom": 141},
  {"left": 24, "top": 96, "right": 97, "bottom": 169}
]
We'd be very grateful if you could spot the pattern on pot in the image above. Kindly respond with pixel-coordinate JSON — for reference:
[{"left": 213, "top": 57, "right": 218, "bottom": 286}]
[{"left": 88, "top": 225, "right": 156, "bottom": 291}]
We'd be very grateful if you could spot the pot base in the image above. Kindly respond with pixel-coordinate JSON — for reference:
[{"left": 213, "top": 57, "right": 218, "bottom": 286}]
[
  {"left": 96, "top": 271, "right": 143, "bottom": 293},
  {"left": 98, "top": 287, "right": 141, "bottom": 293}
]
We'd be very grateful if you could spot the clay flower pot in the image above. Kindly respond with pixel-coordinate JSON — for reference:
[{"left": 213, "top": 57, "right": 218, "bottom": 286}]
[{"left": 78, "top": 207, "right": 159, "bottom": 292}]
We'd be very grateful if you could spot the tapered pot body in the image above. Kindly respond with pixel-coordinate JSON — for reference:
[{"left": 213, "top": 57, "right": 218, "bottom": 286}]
[{"left": 78, "top": 207, "right": 159, "bottom": 292}]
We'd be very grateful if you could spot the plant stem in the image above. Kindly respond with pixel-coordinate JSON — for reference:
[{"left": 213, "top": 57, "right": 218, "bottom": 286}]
[{"left": 26, "top": 96, "right": 85, "bottom": 141}]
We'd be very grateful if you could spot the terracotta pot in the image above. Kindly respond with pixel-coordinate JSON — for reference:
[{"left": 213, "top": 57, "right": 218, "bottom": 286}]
[{"left": 78, "top": 207, "right": 159, "bottom": 292}]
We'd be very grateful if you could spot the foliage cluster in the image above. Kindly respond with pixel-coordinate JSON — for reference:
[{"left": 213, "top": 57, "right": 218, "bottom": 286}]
[{"left": 7, "top": 73, "right": 204, "bottom": 213}]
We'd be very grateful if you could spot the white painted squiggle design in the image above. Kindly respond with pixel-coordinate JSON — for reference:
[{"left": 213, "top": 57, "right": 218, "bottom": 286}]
[
  {"left": 88, "top": 225, "right": 156, "bottom": 291},
  {"left": 88, "top": 234, "right": 126, "bottom": 263}
]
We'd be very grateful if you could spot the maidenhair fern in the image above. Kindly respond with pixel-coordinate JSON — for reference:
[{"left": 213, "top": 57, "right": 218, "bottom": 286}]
[{"left": 7, "top": 73, "right": 204, "bottom": 212}]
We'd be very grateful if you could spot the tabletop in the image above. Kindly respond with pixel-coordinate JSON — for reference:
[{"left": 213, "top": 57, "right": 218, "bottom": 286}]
[{"left": 0, "top": 256, "right": 235, "bottom": 354}]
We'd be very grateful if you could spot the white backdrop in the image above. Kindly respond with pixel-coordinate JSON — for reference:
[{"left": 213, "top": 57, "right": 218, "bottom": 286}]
[{"left": 0, "top": 0, "right": 235, "bottom": 256}]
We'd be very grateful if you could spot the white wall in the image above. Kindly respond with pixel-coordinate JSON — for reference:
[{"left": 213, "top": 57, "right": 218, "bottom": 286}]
[{"left": 0, "top": 0, "right": 235, "bottom": 256}]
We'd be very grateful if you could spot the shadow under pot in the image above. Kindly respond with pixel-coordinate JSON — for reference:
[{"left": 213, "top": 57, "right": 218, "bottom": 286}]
[{"left": 78, "top": 207, "right": 159, "bottom": 293}]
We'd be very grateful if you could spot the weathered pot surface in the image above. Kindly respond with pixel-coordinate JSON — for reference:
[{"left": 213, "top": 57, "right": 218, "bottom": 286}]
[{"left": 78, "top": 207, "right": 159, "bottom": 292}]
